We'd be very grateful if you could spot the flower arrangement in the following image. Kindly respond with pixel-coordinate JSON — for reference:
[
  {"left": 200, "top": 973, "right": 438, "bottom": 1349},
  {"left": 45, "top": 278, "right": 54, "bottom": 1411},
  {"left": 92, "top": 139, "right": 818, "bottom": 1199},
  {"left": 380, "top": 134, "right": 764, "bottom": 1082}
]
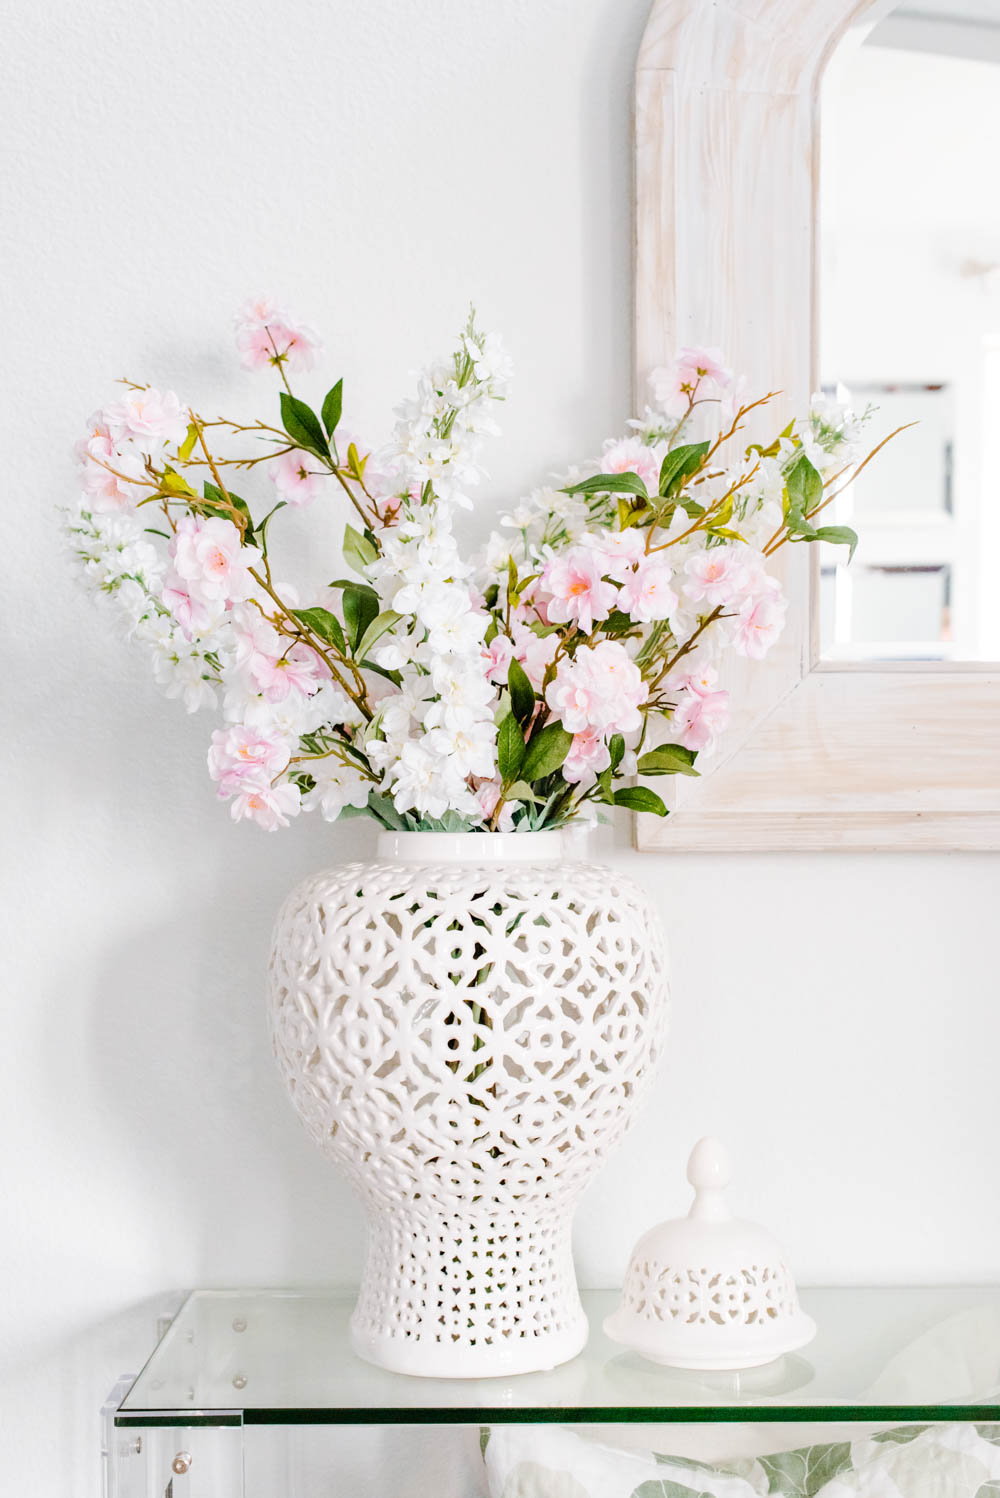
[{"left": 65, "top": 300, "right": 894, "bottom": 833}]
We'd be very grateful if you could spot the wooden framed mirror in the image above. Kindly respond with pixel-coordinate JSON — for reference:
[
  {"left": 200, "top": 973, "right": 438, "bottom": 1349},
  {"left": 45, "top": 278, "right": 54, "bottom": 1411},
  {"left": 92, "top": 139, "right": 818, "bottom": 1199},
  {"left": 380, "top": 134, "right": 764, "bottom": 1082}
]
[{"left": 633, "top": 0, "right": 1000, "bottom": 851}]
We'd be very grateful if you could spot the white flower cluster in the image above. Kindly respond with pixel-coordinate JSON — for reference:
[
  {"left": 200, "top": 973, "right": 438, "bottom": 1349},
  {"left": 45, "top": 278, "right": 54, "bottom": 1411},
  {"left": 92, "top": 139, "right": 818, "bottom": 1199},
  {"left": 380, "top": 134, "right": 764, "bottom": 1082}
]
[
  {"left": 364, "top": 329, "right": 515, "bottom": 823},
  {"left": 388, "top": 330, "right": 512, "bottom": 509}
]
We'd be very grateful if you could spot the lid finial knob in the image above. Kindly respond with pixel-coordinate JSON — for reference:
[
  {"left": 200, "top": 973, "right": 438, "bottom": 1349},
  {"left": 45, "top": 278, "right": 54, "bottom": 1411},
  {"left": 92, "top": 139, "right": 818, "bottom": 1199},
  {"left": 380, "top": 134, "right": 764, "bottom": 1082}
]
[{"left": 686, "top": 1136, "right": 732, "bottom": 1222}]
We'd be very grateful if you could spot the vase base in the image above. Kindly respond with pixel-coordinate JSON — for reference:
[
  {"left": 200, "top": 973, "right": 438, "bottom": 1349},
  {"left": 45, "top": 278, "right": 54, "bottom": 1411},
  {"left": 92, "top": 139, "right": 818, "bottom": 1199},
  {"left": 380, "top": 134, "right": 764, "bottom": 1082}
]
[{"left": 349, "top": 1309, "right": 589, "bottom": 1379}]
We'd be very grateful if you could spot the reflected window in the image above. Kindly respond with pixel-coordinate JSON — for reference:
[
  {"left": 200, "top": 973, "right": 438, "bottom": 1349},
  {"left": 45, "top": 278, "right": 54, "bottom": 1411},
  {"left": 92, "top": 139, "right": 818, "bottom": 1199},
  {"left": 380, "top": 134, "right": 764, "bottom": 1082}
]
[{"left": 820, "top": 4, "right": 1000, "bottom": 661}]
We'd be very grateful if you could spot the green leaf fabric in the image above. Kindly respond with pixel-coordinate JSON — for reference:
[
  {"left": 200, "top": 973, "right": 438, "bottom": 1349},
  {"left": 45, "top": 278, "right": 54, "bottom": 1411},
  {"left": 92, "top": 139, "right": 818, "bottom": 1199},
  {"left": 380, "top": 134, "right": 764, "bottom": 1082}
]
[
  {"left": 757, "top": 1443, "right": 852, "bottom": 1498},
  {"left": 482, "top": 1424, "right": 1000, "bottom": 1498}
]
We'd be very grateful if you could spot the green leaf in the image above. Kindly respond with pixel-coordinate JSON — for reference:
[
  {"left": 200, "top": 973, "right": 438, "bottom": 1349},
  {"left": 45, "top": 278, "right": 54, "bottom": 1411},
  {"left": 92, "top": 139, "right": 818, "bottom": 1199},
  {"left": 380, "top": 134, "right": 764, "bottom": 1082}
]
[
  {"left": 632, "top": 1481, "right": 714, "bottom": 1498},
  {"left": 161, "top": 468, "right": 197, "bottom": 497},
  {"left": 343, "top": 523, "right": 378, "bottom": 574},
  {"left": 638, "top": 743, "right": 700, "bottom": 777},
  {"left": 357, "top": 659, "right": 402, "bottom": 686},
  {"left": 506, "top": 780, "right": 544, "bottom": 804},
  {"left": 177, "top": 423, "right": 199, "bottom": 461},
  {"left": 497, "top": 711, "right": 526, "bottom": 783},
  {"left": 613, "top": 785, "right": 668, "bottom": 815},
  {"left": 292, "top": 606, "right": 346, "bottom": 654},
  {"left": 506, "top": 553, "right": 519, "bottom": 601},
  {"left": 520, "top": 722, "right": 573, "bottom": 782},
  {"left": 707, "top": 525, "right": 747, "bottom": 543},
  {"left": 279, "top": 391, "right": 330, "bottom": 461},
  {"left": 871, "top": 1427, "right": 928, "bottom": 1447},
  {"left": 321, "top": 379, "right": 343, "bottom": 438},
  {"left": 785, "top": 451, "right": 822, "bottom": 516},
  {"left": 658, "top": 440, "right": 710, "bottom": 497},
  {"left": 256, "top": 500, "right": 287, "bottom": 558},
  {"left": 562, "top": 470, "right": 649, "bottom": 498},
  {"left": 786, "top": 511, "right": 818, "bottom": 541},
  {"left": 813, "top": 524, "right": 859, "bottom": 561},
  {"left": 601, "top": 609, "right": 639, "bottom": 637},
  {"left": 346, "top": 441, "right": 366, "bottom": 480},
  {"left": 617, "top": 495, "right": 652, "bottom": 529},
  {"left": 342, "top": 584, "right": 380, "bottom": 652},
  {"left": 202, "top": 481, "right": 254, "bottom": 541},
  {"left": 356, "top": 609, "right": 402, "bottom": 659},
  {"left": 758, "top": 1442, "right": 853, "bottom": 1498},
  {"left": 365, "top": 791, "right": 407, "bottom": 831},
  {"left": 507, "top": 656, "right": 535, "bottom": 725},
  {"left": 608, "top": 733, "right": 625, "bottom": 771}
]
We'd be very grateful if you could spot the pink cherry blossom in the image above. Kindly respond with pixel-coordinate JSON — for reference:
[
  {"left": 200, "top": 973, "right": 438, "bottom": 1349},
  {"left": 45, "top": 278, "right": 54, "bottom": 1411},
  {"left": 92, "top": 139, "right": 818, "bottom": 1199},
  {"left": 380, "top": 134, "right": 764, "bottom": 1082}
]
[
  {"left": 649, "top": 347, "right": 733, "bottom": 419},
  {"left": 235, "top": 295, "right": 321, "bottom": 373},
  {"left": 160, "top": 582, "right": 221, "bottom": 638},
  {"left": 683, "top": 547, "right": 752, "bottom": 608},
  {"left": 167, "top": 514, "right": 261, "bottom": 610},
  {"left": 104, "top": 388, "right": 189, "bottom": 449},
  {"left": 207, "top": 724, "right": 291, "bottom": 797},
  {"left": 270, "top": 447, "right": 327, "bottom": 506},
  {"left": 74, "top": 409, "right": 113, "bottom": 462},
  {"left": 249, "top": 641, "right": 324, "bottom": 702},
  {"left": 670, "top": 668, "right": 730, "bottom": 751},
  {"left": 600, "top": 436, "right": 660, "bottom": 492},
  {"left": 733, "top": 589, "right": 788, "bottom": 660},
  {"left": 677, "top": 347, "right": 732, "bottom": 387},
  {"left": 586, "top": 527, "right": 646, "bottom": 583},
  {"left": 79, "top": 431, "right": 147, "bottom": 512},
  {"left": 482, "top": 632, "right": 514, "bottom": 684},
  {"left": 229, "top": 780, "right": 301, "bottom": 830},
  {"left": 618, "top": 559, "right": 679, "bottom": 623},
  {"left": 545, "top": 641, "right": 647, "bottom": 736},
  {"left": 562, "top": 727, "right": 612, "bottom": 786},
  {"left": 510, "top": 622, "right": 559, "bottom": 691},
  {"left": 475, "top": 777, "right": 516, "bottom": 832},
  {"left": 542, "top": 548, "right": 617, "bottom": 634}
]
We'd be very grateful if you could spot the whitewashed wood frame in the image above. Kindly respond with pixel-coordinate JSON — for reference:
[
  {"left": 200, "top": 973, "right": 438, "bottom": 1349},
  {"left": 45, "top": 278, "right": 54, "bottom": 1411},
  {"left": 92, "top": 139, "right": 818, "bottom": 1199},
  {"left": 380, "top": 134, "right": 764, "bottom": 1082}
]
[{"left": 633, "top": 0, "right": 1000, "bottom": 852}]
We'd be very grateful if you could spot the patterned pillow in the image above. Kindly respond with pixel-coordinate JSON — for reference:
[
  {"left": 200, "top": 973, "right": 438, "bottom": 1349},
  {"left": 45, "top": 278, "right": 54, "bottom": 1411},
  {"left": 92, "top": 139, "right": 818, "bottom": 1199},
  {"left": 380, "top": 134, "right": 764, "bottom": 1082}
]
[{"left": 482, "top": 1424, "right": 1000, "bottom": 1498}]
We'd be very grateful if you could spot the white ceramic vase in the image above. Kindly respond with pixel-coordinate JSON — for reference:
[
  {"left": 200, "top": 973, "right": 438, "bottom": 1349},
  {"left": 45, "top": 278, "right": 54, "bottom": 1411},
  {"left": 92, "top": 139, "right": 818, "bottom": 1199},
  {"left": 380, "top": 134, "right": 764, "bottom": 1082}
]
[{"left": 267, "top": 829, "right": 669, "bottom": 1378}]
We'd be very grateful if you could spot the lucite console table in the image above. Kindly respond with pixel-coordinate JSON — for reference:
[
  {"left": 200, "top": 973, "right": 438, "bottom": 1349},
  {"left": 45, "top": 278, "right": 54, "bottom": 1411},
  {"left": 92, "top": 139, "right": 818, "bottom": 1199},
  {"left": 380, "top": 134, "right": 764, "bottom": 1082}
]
[{"left": 102, "top": 1286, "right": 1000, "bottom": 1497}]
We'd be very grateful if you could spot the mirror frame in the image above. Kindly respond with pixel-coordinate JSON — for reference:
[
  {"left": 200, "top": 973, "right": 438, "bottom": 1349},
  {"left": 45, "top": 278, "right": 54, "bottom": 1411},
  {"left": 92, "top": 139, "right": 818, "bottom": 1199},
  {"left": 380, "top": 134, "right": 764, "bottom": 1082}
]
[{"left": 633, "top": 0, "right": 1000, "bottom": 852}]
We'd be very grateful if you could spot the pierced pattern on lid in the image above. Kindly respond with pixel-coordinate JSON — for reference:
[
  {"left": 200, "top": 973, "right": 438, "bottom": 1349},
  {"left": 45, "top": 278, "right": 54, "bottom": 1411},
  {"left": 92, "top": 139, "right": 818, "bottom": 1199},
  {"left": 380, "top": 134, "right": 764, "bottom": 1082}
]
[{"left": 621, "top": 1259, "right": 801, "bottom": 1329}]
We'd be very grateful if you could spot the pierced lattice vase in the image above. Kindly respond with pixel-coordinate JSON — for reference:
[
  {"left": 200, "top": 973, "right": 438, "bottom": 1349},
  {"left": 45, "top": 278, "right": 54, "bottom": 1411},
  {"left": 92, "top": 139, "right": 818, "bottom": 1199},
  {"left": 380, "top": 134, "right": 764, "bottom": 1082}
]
[{"left": 267, "top": 829, "right": 670, "bottom": 1379}]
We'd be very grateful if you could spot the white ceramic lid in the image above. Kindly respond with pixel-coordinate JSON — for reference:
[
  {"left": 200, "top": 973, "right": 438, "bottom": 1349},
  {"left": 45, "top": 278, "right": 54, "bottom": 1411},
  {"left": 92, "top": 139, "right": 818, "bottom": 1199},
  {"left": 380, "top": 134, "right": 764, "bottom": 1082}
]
[{"left": 603, "top": 1138, "right": 816, "bottom": 1371}]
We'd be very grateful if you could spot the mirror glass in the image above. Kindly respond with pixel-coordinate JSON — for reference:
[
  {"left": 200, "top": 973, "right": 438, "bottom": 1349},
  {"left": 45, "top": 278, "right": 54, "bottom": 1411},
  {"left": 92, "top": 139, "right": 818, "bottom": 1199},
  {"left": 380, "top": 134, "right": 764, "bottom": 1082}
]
[{"left": 819, "top": 2, "right": 1000, "bottom": 661}]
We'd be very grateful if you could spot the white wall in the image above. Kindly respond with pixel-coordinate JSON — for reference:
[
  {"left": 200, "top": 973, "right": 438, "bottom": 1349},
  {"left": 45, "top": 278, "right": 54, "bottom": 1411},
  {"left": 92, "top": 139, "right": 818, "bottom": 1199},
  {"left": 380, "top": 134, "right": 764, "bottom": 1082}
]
[{"left": 2, "top": 2, "right": 999, "bottom": 1493}]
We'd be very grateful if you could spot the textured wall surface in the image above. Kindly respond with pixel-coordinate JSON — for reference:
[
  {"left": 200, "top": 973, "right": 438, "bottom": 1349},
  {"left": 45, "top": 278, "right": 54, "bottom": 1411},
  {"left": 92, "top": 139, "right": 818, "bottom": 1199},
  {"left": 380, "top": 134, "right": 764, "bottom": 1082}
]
[{"left": 2, "top": 1, "right": 998, "bottom": 1492}]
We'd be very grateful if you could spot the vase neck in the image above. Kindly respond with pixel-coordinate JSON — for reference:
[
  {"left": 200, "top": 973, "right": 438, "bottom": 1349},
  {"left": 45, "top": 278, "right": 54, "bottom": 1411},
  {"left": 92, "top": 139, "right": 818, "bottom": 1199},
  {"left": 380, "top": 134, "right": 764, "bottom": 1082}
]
[{"left": 376, "top": 829, "right": 581, "bottom": 863}]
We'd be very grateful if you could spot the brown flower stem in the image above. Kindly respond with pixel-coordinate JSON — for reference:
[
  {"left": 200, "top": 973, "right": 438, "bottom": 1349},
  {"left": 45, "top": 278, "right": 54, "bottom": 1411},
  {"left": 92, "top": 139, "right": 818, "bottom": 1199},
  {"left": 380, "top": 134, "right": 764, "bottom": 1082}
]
[
  {"left": 762, "top": 422, "right": 917, "bottom": 556},
  {"left": 248, "top": 566, "right": 371, "bottom": 715},
  {"left": 190, "top": 414, "right": 249, "bottom": 533},
  {"left": 647, "top": 607, "right": 724, "bottom": 690},
  {"left": 332, "top": 466, "right": 379, "bottom": 530}
]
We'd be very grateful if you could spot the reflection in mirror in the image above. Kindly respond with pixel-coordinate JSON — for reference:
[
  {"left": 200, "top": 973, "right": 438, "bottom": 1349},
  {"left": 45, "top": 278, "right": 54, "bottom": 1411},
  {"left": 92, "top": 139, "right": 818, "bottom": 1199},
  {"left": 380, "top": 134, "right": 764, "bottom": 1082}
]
[{"left": 820, "top": 3, "right": 1000, "bottom": 661}]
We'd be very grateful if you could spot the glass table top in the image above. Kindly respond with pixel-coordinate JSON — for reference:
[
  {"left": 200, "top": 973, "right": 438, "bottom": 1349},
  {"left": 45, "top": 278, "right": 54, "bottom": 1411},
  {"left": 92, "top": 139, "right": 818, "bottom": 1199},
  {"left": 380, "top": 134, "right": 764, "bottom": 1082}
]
[{"left": 116, "top": 1287, "right": 1000, "bottom": 1428}]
